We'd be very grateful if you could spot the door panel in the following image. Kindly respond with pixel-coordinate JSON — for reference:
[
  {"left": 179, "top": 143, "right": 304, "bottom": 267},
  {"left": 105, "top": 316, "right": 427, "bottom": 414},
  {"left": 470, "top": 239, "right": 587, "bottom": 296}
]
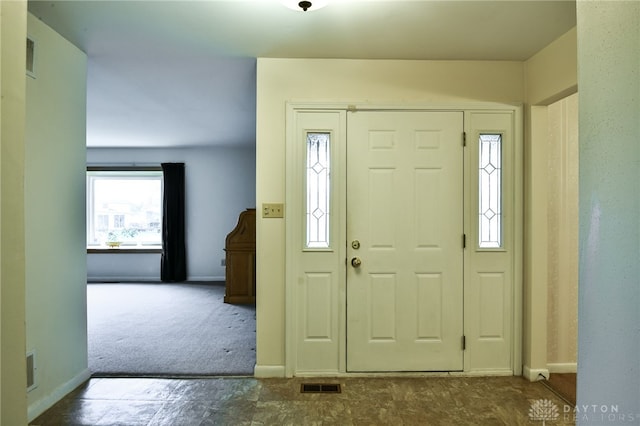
[{"left": 346, "top": 111, "right": 464, "bottom": 371}]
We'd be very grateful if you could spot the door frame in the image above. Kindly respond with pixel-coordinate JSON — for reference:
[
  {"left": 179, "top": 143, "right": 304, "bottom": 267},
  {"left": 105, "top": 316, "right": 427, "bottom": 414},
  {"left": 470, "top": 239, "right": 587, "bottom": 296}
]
[{"left": 284, "top": 102, "right": 523, "bottom": 377}]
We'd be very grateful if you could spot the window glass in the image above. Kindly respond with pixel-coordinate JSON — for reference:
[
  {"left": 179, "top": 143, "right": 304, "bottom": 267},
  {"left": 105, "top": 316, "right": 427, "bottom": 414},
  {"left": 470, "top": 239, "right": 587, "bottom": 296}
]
[
  {"left": 479, "top": 134, "right": 502, "bottom": 248},
  {"left": 306, "top": 133, "right": 331, "bottom": 249},
  {"left": 87, "top": 169, "right": 162, "bottom": 247}
]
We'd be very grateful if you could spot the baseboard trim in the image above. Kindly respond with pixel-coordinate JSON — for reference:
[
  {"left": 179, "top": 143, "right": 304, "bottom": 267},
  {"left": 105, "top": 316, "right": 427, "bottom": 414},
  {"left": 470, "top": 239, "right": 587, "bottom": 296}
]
[
  {"left": 254, "top": 364, "right": 285, "bottom": 378},
  {"left": 87, "top": 276, "right": 225, "bottom": 283},
  {"left": 190, "top": 275, "right": 225, "bottom": 282},
  {"left": 548, "top": 362, "right": 577, "bottom": 373},
  {"left": 88, "top": 275, "right": 160, "bottom": 282},
  {"left": 293, "top": 370, "right": 514, "bottom": 378},
  {"left": 523, "top": 365, "right": 550, "bottom": 382},
  {"left": 451, "top": 369, "right": 513, "bottom": 377},
  {"left": 28, "top": 368, "right": 91, "bottom": 422}
]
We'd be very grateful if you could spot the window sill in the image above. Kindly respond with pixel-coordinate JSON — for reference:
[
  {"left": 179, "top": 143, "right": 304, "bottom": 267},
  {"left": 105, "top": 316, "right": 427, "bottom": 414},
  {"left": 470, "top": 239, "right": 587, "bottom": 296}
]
[{"left": 87, "top": 247, "right": 162, "bottom": 254}]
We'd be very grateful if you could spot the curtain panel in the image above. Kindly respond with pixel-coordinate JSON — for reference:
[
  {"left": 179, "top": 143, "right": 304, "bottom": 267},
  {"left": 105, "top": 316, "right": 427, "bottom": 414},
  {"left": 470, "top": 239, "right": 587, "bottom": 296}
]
[{"left": 161, "top": 163, "right": 187, "bottom": 282}]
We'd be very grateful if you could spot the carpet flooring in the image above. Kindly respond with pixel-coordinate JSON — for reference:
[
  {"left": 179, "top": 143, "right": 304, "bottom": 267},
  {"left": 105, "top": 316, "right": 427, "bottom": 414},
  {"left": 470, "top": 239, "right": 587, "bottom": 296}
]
[{"left": 88, "top": 282, "right": 255, "bottom": 376}]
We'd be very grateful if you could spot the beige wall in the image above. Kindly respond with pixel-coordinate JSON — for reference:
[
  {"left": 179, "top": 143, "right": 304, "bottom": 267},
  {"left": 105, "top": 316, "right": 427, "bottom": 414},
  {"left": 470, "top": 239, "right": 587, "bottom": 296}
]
[
  {"left": 255, "top": 59, "right": 524, "bottom": 373},
  {"left": 522, "top": 27, "right": 577, "bottom": 380},
  {"left": 25, "top": 14, "right": 89, "bottom": 420},
  {"left": 525, "top": 27, "right": 577, "bottom": 106},
  {"left": 0, "top": 1, "right": 28, "bottom": 424},
  {"left": 547, "top": 93, "right": 578, "bottom": 367}
]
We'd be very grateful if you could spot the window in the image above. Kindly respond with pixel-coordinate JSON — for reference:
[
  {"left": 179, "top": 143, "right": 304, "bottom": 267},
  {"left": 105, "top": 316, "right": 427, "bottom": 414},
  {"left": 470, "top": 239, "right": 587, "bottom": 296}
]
[
  {"left": 305, "top": 132, "right": 331, "bottom": 249},
  {"left": 113, "top": 215, "right": 125, "bottom": 228},
  {"left": 87, "top": 168, "right": 163, "bottom": 248},
  {"left": 478, "top": 134, "right": 502, "bottom": 248},
  {"left": 97, "top": 214, "right": 109, "bottom": 231}
]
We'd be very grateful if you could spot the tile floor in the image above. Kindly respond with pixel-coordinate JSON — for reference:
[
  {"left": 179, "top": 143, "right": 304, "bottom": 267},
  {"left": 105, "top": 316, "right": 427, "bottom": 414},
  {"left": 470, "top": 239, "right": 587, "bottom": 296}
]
[{"left": 30, "top": 375, "right": 575, "bottom": 425}]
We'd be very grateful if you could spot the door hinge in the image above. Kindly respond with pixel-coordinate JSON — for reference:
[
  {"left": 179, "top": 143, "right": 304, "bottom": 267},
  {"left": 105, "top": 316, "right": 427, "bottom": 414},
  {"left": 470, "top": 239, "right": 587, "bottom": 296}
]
[
  {"left": 462, "top": 335, "right": 466, "bottom": 350},
  {"left": 463, "top": 132, "right": 467, "bottom": 147},
  {"left": 463, "top": 234, "right": 466, "bottom": 248}
]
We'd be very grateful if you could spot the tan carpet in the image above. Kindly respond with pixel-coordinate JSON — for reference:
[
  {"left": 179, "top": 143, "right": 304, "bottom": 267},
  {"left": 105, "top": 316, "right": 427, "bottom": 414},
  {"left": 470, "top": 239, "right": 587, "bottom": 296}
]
[{"left": 88, "top": 282, "right": 256, "bottom": 376}]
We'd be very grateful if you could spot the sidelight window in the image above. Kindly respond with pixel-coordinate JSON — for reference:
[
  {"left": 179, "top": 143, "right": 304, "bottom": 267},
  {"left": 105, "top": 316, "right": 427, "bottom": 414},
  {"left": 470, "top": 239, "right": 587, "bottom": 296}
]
[
  {"left": 478, "top": 134, "right": 502, "bottom": 248},
  {"left": 305, "top": 132, "right": 331, "bottom": 249}
]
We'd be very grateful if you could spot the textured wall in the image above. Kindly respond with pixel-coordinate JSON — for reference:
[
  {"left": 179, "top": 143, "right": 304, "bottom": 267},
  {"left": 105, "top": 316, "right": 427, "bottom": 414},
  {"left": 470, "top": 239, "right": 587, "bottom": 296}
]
[
  {"left": 25, "top": 12, "right": 89, "bottom": 420},
  {"left": 577, "top": 0, "right": 640, "bottom": 419},
  {"left": 546, "top": 94, "right": 578, "bottom": 367}
]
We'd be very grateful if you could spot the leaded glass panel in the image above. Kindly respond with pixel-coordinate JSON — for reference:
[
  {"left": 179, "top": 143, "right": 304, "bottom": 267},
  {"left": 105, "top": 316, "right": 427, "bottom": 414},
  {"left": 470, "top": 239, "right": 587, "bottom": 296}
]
[
  {"left": 306, "top": 133, "right": 331, "bottom": 249},
  {"left": 479, "top": 134, "right": 502, "bottom": 248}
]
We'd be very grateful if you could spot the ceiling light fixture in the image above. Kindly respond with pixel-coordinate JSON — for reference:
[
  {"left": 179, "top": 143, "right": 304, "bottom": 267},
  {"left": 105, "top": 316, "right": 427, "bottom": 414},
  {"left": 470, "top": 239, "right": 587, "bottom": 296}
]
[
  {"left": 281, "top": 0, "right": 328, "bottom": 12},
  {"left": 298, "top": 1, "right": 312, "bottom": 11}
]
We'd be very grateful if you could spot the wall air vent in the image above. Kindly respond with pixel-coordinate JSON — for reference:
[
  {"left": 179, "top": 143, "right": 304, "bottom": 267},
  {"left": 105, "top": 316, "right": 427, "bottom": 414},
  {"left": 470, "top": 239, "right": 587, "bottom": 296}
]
[
  {"left": 26, "top": 36, "right": 36, "bottom": 78},
  {"left": 26, "top": 351, "right": 37, "bottom": 392}
]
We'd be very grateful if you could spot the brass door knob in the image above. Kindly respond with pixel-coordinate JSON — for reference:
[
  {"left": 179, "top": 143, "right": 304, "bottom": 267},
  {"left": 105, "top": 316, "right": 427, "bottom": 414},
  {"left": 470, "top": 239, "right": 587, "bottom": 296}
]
[{"left": 351, "top": 257, "right": 362, "bottom": 268}]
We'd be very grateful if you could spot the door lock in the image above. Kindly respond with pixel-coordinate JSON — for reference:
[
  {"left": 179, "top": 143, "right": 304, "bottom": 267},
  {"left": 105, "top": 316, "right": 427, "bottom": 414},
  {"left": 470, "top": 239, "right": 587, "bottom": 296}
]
[{"left": 351, "top": 240, "right": 360, "bottom": 249}]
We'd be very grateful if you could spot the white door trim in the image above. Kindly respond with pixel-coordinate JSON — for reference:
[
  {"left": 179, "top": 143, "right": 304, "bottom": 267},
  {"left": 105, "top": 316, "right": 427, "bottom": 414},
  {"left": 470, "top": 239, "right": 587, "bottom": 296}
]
[{"left": 285, "top": 102, "right": 523, "bottom": 377}]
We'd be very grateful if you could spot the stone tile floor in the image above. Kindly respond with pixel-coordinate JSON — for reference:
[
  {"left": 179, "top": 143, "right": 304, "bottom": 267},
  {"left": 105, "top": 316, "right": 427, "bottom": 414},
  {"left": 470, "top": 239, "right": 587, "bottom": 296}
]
[{"left": 30, "top": 375, "right": 576, "bottom": 425}]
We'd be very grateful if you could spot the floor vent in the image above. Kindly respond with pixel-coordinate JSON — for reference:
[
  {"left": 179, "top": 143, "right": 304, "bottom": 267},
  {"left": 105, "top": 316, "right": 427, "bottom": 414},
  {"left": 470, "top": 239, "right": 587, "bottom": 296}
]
[{"left": 300, "top": 383, "right": 341, "bottom": 394}]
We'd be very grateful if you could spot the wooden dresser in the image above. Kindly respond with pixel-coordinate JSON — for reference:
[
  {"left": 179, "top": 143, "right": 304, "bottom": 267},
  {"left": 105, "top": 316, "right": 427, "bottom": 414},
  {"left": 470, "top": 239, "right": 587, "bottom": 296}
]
[{"left": 224, "top": 208, "right": 256, "bottom": 304}]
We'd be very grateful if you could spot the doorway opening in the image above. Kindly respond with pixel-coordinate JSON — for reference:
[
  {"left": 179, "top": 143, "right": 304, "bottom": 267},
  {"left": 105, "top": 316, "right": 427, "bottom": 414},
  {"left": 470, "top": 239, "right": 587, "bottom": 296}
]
[{"left": 544, "top": 93, "right": 579, "bottom": 405}]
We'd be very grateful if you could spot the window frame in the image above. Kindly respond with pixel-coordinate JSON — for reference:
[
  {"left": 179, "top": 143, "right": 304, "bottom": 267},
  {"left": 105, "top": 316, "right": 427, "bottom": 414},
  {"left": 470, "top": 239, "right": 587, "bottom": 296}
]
[
  {"left": 86, "top": 166, "right": 163, "bottom": 253},
  {"left": 305, "top": 131, "right": 332, "bottom": 250},
  {"left": 477, "top": 133, "right": 503, "bottom": 249}
]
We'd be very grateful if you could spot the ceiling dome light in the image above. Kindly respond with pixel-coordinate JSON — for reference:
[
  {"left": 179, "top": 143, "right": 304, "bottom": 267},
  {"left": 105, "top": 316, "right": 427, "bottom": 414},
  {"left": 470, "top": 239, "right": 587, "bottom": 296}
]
[
  {"left": 298, "top": 1, "right": 312, "bottom": 11},
  {"left": 281, "top": 0, "right": 329, "bottom": 12}
]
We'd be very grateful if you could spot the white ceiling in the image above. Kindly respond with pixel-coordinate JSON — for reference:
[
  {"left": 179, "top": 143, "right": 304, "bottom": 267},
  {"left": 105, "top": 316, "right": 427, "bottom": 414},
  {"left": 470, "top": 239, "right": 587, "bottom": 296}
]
[{"left": 27, "top": 0, "right": 576, "bottom": 148}]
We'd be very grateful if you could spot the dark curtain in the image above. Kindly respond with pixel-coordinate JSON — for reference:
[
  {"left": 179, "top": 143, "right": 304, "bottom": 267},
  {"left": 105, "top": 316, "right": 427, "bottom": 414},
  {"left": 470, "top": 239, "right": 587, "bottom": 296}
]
[{"left": 161, "top": 163, "right": 187, "bottom": 282}]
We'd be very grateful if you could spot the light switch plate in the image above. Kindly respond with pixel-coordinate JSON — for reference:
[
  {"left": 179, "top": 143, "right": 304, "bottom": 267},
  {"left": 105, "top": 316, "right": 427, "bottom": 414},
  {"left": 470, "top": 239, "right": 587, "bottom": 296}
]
[{"left": 262, "top": 203, "right": 284, "bottom": 218}]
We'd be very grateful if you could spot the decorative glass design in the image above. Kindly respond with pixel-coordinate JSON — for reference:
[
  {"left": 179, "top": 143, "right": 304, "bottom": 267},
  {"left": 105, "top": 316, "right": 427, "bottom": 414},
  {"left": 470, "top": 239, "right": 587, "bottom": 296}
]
[
  {"left": 306, "top": 133, "right": 331, "bottom": 249},
  {"left": 479, "top": 134, "right": 502, "bottom": 248}
]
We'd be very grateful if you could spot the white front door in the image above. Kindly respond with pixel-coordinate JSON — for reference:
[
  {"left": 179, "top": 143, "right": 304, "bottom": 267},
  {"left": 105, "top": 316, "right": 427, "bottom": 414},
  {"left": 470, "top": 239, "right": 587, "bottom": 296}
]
[{"left": 346, "top": 111, "right": 464, "bottom": 371}]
